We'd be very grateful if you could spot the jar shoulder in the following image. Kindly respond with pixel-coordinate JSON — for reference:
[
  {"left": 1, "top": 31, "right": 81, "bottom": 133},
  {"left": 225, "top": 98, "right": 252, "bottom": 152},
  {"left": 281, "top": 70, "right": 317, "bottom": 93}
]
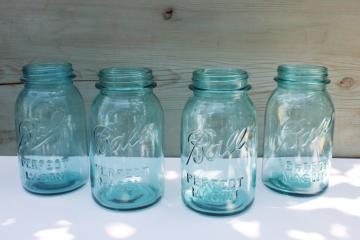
[
  {"left": 91, "top": 92, "right": 162, "bottom": 110},
  {"left": 15, "top": 84, "right": 85, "bottom": 115},
  {"left": 183, "top": 95, "right": 256, "bottom": 118},
  {"left": 17, "top": 84, "right": 83, "bottom": 100},
  {"left": 89, "top": 92, "right": 163, "bottom": 124},
  {"left": 267, "top": 88, "right": 334, "bottom": 112},
  {"left": 181, "top": 95, "right": 257, "bottom": 135}
]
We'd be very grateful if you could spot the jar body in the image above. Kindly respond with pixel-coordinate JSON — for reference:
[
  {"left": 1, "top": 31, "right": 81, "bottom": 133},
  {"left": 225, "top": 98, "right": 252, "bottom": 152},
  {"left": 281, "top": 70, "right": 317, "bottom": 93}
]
[
  {"left": 181, "top": 92, "right": 257, "bottom": 215},
  {"left": 15, "top": 83, "right": 88, "bottom": 194},
  {"left": 89, "top": 90, "right": 164, "bottom": 210},
  {"left": 262, "top": 85, "right": 334, "bottom": 195}
]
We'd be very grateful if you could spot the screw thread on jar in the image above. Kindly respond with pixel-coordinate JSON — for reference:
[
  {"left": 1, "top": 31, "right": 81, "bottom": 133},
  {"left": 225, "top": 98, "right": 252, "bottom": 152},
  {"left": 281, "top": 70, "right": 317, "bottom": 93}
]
[
  {"left": 275, "top": 64, "right": 330, "bottom": 85},
  {"left": 191, "top": 68, "right": 250, "bottom": 91},
  {"left": 96, "top": 67, "right": 156, "bottom": 90},
  {"left": 21, "top": 63, "right": 75, "bottom": 83}
]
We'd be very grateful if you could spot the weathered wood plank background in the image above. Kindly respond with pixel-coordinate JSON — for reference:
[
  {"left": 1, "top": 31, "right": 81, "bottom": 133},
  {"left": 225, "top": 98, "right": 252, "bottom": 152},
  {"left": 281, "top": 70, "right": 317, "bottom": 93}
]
[{"left": 1, "top": 0, "right": 360, "bottom": 156}]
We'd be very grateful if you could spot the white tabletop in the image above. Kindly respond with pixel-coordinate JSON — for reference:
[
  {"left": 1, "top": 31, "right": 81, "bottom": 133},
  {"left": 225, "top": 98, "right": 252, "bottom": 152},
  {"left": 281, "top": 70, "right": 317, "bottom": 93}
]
[{"left": 0, "top": 157, "right": 359, "bottom": 240}]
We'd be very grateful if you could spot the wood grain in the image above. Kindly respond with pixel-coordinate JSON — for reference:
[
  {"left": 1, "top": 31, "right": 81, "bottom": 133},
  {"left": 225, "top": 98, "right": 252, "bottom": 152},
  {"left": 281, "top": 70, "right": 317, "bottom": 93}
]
[{"left": 0, "top": 0, "right": 360, "bottom": 156}]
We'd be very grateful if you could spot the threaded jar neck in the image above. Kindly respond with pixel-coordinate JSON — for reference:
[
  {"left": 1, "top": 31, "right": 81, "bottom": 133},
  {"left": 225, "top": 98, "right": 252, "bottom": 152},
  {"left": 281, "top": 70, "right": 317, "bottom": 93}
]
[
  {"left": 21, "top": 63, "right": 75, "bottom": 83},
  {"left": 275, "top": 64, "right": 330, "bottom": 85},
  {"left": 191, "top": 68, "right": 250, "bottom": 91},
  {"left": 96, "top": 67, "right": 156, "bottom": 91}
]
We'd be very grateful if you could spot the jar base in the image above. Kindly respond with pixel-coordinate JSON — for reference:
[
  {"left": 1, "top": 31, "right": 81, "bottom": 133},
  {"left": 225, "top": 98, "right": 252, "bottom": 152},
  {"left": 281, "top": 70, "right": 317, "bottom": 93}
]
[
  {"left": 262, "top": 178, "right": 328, "bottom": 196},
  {"left": 22, "top": 172, "right": 88, "bottom": 195},
  {"left": 182, "top": 191, "right": 254, "bottom": 216},
  {"left": 92, "top": 183, "right": 162, "bottom": 210}
]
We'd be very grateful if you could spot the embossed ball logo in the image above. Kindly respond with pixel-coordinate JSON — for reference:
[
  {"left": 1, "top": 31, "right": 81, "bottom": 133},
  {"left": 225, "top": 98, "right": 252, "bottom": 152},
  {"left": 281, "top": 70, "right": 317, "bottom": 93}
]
[
  {"left": 93, "top": 123, "right": 156, "bottom": 155},
  {"left": 186, "top": 128, "right": 250, "bottom": 165}
]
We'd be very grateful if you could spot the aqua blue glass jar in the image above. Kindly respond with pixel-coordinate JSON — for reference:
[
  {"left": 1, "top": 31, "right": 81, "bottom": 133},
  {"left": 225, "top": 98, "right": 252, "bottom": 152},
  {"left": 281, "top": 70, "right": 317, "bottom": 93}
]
[
  {"left": 262, "top": 64, "right": 335, "bottom": 195},
  {"left": 89, "top": 67, "right": 164, "bottom": 210},
  {"left": 15, "top": 63, "right": 88, "bottom": 194},
  {"left": 181, "top": 68, "right": 257, "bottom": 215}
]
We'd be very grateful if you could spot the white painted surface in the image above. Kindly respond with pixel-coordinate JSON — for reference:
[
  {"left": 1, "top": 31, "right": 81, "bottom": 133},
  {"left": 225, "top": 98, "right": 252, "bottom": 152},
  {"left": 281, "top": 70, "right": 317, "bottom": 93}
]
[{"left": 0, "top": 157, "right": 359, "bottom": 240}]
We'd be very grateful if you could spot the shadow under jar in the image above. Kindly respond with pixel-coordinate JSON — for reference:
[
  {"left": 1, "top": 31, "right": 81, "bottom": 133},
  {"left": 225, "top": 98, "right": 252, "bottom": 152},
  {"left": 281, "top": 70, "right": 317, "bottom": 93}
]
[
  {"left": 181, "top": 68, "right": 257, "bottom": 215},
  {"left": 15, "top": 63, "right": 88, "bottom": 194},
  {"left": 89, "top": 68, "right": 164, "bottom": 210},
  {"left": 262, "top": 64, "right": 335, "bottom": 195}
]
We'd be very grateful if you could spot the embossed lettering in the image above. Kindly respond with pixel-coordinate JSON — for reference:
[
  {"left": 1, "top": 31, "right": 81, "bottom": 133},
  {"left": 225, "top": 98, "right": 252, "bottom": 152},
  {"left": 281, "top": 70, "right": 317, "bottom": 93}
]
[
  {"left": 186, "top": 128, "right": 250, "bottom": 165},
  {"left": 94, "top": 164, "right": 150, "bottom": 186},
  {"left": 185, "top": 172, "right": 244, "bottom": 203},
  {"left": 281, "top": 159, "right": 329, "bottom": 184},
  {"left": 93, "top": 123, "right": 156, "bottom": 155},
  {"left": 17, "top": 107, "right": 69, "bottom": 155},
  {"left": 275, "top": 115, "right": 334, "bottom": 153}
]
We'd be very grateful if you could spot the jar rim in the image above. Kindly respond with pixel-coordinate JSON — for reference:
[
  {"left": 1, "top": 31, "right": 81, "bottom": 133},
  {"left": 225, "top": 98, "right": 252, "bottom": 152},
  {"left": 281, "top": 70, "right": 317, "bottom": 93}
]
[
  {"left": 99, "top": 67, "right": 152, "bottom": 79},
  {"left": 97, "top": 67, "right": 155, "bottom": 90},
  {"left": 275, "top": 64, "right": 330, "bottom": 84},
  {"left": 21, "top": 62, "right": 75, "bottom": 82},
  {"left": 191, "top": 67, "right": 250, "bottom": 91}
]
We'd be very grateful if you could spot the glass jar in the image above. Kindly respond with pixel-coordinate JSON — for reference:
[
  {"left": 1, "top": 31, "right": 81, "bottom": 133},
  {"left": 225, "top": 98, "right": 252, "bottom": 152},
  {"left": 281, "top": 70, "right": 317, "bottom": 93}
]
[
  {"left": 15, "top": 63, "right": 88, "bottom": 194},
  {"left": 89, "top": 67, "right": 164, "bottom": 210},
  {"left": 181, "top": 68, "right": 257, "bottom": 215},
  {"left": 262, "top": 64, "right": 335, "bottom": 195}
]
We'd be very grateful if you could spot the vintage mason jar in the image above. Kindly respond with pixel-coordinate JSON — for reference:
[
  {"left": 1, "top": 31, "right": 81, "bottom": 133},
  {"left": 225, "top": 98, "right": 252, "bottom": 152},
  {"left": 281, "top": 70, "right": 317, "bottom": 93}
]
[
  {"left": 15, "top": 63, "right": 88, "bottom": 194},
  {"left": 89, "top": 67, "right": 164, "bottom": 210},
  {"left": 181, "top": 68, "right": 257, "bottom": 215},
  {"left": 262, "top": 64, "right": 335, "bottom": 195}
]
